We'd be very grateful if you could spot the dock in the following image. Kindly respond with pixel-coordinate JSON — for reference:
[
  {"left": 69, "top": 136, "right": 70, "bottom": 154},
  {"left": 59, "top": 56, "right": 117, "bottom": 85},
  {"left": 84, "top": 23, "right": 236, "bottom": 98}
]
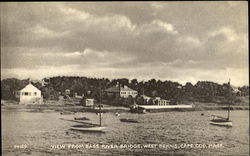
[{"left": 139, "top": 104, "right": 193, "bottom": 109}]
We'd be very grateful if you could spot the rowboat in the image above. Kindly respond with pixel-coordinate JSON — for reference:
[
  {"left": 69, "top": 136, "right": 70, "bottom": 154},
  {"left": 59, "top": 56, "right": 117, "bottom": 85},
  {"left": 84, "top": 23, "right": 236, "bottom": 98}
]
[
  {"left": 74, "top": 117, "right": 90, "bottom": 120},
  {"left": 60, "top": 111, "right": 75, "bottom": 115},
  {"left": 120, "top": 118, "right": 139, "bottom": 123},
  {"left": 70, "top": 125, "right": 106, "bottom": 132}
]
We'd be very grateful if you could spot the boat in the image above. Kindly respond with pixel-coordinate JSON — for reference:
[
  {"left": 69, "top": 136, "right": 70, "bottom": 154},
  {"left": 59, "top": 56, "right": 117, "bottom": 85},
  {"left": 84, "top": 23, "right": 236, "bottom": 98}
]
[
  {"left": 60, "top": 118, "right": 98, "bottom": 126},
  {"left": 70, "top": 88, "right": 106, "bottom": 132},
  {"left": 210, "top": 79, "right": 233, "bottom": 127},
  {"left": 70, "top": 125, "right": 106, "bottom": 132},
  {"left": 74, "top": 117, "right": 90, "bottom": 120},
  {"left": 210, "top": 115, "right": 232, "bottom": 127},
  {"left": 130, "top": 104, "right": 146, "bottom": 114},
  {"left": 120, "top": 118, "right": 139, "bottom": 123},
  {"left": 60, "top": 111, "right": 75, "bottom": 115}
]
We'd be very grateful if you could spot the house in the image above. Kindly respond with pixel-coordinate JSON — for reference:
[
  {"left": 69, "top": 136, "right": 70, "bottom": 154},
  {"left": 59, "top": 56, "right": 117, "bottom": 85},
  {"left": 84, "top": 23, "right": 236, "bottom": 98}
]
[
  {"left": 105, "top": 85, "right": 138, "bottom": 98},
  {"left": 65, "top": 89, "right": 71, "bottom": 95},
  {"left": 120, "top": 86, "right": 138, "bottom": 98},
  {"left": 41, "top": 78, "right": 49, "bottom": 86},
  {"left": 84, "top": 98, "right": 95, "bottom": 107},
  {"left": 154, "top": 97, "right": 170, "bottom": 105},
  {"left": 231, "top": 86, "right": 243, "bottom": 96},
  {"left": 74, "top": 93, "right": 84, "bottom": 99},
  {"left": 141, "top": 95, "right": 170, "bottom": 105},
  {"left": 15, "top": 83, "right": 43, "bottom": 104}
]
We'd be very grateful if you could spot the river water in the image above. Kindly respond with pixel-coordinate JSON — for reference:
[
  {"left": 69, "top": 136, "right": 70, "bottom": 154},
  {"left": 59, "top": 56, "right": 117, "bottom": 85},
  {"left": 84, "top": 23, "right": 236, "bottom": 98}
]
[{"left": 2, "top": 110, "right": 249, "bottom": 156}]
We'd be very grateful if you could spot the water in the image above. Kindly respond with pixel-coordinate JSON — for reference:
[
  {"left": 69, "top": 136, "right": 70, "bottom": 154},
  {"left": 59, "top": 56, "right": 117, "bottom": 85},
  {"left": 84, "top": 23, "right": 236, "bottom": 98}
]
[{"left": 2, "top": 110, "right": 249, "bottom": 156}]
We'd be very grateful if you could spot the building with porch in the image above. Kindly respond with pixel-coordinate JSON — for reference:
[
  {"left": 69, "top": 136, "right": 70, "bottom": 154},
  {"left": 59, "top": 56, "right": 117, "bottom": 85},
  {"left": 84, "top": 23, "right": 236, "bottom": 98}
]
[{"left": 15, "top": 83, "right": 43, "bottom": 104}]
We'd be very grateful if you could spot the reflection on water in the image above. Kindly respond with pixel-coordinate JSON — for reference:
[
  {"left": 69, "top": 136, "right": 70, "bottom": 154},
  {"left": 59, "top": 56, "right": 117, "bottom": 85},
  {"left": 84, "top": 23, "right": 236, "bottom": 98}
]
[{"left": 2, "top": 110, "right": 249, "bottom": 156}]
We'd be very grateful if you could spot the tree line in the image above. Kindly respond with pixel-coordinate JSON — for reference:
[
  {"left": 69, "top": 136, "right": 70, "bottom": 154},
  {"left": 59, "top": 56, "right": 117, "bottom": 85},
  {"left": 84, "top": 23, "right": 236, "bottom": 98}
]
[{"left": 1, "top": 76, "right": 249, "bottom": 105}]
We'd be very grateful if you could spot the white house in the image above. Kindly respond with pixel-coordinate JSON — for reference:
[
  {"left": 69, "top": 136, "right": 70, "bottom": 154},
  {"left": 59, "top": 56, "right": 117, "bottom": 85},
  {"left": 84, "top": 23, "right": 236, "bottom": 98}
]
[
  {"left": 15, "top": 83, "right": 43, "bottom": 104},
  {"left": 120, "top": 86, "right": 138, "bottom": 98},
  {"left": 84, "top": 98, "right": 95, "bottom": 107},
  {"left": 154, "top": 97, "right": 170, "bottom": 105},
  {"left": 105, "top": 85, "right": 138, "bottom": 98},
  {"left": 141, "top": 95, "right": 170, "bottom": 105},
  {"left": 65, "top": 89, "right": 71, "bottom": 95},
  {"left": 74, "top": 93, "right": 84, "bottom": 99}
]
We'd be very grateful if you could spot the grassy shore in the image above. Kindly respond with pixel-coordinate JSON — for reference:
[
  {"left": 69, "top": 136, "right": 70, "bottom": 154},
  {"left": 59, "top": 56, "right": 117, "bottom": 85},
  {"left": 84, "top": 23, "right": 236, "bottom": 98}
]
[{"left": 1, "top": 100, "right": 130, "bottom": 113}]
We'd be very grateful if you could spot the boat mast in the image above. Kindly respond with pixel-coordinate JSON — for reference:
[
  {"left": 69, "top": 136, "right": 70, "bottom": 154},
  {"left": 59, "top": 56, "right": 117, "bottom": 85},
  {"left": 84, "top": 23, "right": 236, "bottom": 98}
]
[
  {"left": 227, "top": 78, "right": 231, "bottom": 120},
  {"left": 99, "top": 86, "right": 102, "bottom": 126}
]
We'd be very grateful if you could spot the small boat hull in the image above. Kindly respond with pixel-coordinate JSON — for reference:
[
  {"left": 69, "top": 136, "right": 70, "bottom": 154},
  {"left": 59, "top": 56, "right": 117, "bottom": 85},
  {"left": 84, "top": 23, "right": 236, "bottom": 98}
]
[
  {"left": 60, "top": 112, "right": 75, "bottom": 115},
  {"left": 70, "top": 125, "right": 106, "bottom": 132},
  {"left": 74, "top": 117, "right": 90, "bottom": 120},
  {"left": 210, "top": 120, "right": 232, "bottom": 127},
  {"left": 120, "top": 118, "right": 139, "bottom": 123},
  {"left": 130, "top": 107, "right": 146, "bottom": 114}
]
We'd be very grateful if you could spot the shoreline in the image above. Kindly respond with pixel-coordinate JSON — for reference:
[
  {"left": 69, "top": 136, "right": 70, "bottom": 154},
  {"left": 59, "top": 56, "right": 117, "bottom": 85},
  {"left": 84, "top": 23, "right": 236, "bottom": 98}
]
[{"left": 1, "top": 103, "right": 249, "bottom": 113}]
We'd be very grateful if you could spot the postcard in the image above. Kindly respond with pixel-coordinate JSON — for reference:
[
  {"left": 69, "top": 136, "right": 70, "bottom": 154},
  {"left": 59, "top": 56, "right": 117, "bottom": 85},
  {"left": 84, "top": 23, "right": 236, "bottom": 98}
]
[{"left": 1, "top": 1, "right": 249, "bottom": 156}]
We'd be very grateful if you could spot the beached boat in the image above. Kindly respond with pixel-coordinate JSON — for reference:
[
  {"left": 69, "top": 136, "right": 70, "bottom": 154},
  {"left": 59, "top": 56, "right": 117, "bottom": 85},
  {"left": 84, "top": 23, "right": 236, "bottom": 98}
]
[
  {"left": 120, "top": 118, "right": 139, "bottom": 123},
  {"left": 210, "top": 79, "right": 233, "bottom": 127}
]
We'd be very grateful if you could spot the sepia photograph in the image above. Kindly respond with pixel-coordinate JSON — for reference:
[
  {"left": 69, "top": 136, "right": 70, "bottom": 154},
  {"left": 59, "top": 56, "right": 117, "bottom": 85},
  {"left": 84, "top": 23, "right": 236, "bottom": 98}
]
[{"left": 1, "top": 1, "right": 249, "bottom": 156}]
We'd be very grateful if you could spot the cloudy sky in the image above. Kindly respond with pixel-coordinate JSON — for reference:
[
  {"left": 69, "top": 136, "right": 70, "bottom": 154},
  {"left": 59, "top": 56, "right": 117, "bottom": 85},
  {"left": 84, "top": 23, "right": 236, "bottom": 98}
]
[{"left": 1, "top": 2, "right": 248, "bottom": 86}]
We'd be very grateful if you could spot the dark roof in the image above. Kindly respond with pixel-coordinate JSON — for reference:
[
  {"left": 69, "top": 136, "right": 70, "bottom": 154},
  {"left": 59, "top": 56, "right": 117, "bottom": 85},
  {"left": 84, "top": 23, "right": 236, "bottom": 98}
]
[
  {"left": 105, "top": 87, "right": 120, "bottom": 92},
  {"left": 105, "top": 86, "right": 137, "bottom": 92}
]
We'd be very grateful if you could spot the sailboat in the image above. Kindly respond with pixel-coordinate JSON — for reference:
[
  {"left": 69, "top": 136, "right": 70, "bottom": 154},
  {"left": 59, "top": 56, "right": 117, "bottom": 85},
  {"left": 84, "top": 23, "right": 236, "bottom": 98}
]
[
  {"left": 70, "top": 89, "right": 106, "bottom": 132},
  {"left": 210, "top": 79, "right": 233, "bottom": 127}
]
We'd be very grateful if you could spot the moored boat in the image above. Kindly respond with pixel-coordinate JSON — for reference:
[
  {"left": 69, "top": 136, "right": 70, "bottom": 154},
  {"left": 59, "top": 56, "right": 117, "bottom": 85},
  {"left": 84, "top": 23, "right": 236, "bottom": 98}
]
[
  {"left": 74, "top": 117, "right": 90, "bottom": 120},
  {"left": 70, "top": 125, "right": 106, "bottom": 132},
  {"left": 70, "top": 87, "right": 106, "bottom": 132},
  {"left": 210, "top": 116, "right": 232, "bottom": 127},
  {"left": 120, "top": 118, "right": 139, "bottom": 123},
  {"left": 60, "top": 111, "right": 75, "bottom": 115},
  {"left": 210, "top": 79, "right": 233, "bottom": 127},
  {"left": 130, "top": 105, "right": 146, "bottom": 114}
]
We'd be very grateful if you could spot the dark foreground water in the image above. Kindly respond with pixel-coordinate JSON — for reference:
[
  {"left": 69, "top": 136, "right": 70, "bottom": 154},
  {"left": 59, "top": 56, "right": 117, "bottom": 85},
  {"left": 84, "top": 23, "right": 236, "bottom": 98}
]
[{"left": 2, "top": 110, "right": 249, "bottom": 156}]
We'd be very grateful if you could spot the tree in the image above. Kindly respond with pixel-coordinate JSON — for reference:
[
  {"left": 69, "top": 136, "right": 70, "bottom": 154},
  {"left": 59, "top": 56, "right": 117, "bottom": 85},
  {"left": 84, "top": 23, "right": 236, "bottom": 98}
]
[
  {"left": 148, "top": 98, "right": 154, "bottom": 105},
  {"left": 152, "top": 90, "right": 158, "bottom": 97},
  {"left": 135, "top": 95, "right": 144, "bottom": 105},
  {"left": 127, "top": 95, "right": 134, "bottom": 105}
]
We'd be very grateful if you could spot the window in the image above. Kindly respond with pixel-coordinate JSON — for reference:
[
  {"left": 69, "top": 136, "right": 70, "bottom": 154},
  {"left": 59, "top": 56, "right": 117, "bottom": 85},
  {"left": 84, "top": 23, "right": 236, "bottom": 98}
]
[
  {"left": 34, "top": 92, "right": 37, "bottom": 96},
  {"left": 24, "top": 92, "right": 29, "bottom": 96}
]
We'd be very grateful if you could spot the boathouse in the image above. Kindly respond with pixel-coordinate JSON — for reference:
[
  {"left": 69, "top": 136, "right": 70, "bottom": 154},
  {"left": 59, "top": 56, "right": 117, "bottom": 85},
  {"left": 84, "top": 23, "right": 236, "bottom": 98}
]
[{"left": 15, "top": 83, "right": 43, "bottom": 104}]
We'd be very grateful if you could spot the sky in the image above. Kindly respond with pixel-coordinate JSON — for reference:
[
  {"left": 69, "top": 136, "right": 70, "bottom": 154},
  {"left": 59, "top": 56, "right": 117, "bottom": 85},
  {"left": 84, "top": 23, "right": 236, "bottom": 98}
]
[{"left": 1, "top": 2, "right": 248, "bottom": 86}]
